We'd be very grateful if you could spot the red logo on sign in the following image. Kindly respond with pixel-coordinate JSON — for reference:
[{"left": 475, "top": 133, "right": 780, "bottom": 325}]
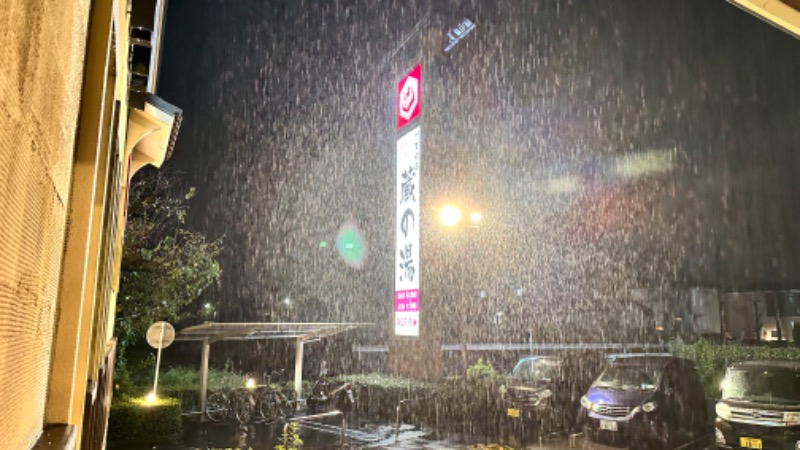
[{"left": 397, "top": 65, "right": 421, "bottom": 128}]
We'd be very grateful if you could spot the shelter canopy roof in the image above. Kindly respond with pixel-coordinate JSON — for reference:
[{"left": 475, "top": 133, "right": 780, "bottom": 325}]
[{"left": 175, "top": 321, "right": 373, "bottom": 343}]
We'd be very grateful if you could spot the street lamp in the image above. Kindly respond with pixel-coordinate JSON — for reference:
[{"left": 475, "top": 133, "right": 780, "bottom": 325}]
[
  {"left": 438, "top": 205, "right": 483, "bottom": 228},
  {"left": 439, "top": 205, "right": 461, "bottom": 227}
]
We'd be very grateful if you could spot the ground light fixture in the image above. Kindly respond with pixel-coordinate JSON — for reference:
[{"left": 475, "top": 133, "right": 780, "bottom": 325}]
[{"left": 146, "top": 392, "right": 157, "bottom": 405}]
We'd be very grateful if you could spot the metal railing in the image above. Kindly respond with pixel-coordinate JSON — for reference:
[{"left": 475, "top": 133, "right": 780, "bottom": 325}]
[
  {"left": 81, "top": 338, "right": 117, "bottom": 450},
  {"left": 394, "top": 395, "right": 439, "bottom": 445}
]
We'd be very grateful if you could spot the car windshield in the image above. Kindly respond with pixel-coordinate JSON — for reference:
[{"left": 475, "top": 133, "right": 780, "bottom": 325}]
[
  {"left": 512, "top": 359, "right": 561, "bottom": 384},
  {"left": 722, "top": 368, "right": 800, "bottom": 404},
  {"left": 594, "top": 365, "right": 659, "bottom": 391}
]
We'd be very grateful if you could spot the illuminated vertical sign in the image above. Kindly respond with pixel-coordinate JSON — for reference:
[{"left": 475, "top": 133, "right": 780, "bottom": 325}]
[
  {"left": 395, "top": 126, "right": 421, "bottom": 336},
  {"left": 397, "top": 65, "right": 421, "bottom": 129}
]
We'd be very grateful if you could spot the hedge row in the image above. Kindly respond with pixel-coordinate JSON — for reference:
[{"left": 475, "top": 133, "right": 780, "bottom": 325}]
[
  {"left": 671, "top": 339, "right": 800, "bottom": 398},
  {"left": 107, "top": 396, "right": 182, "bottom": 442}
]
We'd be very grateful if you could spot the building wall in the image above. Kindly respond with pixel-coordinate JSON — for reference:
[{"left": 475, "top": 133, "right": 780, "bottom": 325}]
[{"left": 0, "top": 0, "right": 92, "bottom": 447}]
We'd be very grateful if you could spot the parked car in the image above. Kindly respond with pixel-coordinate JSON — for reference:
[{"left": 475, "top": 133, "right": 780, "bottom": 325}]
[
  {"left": 578, "top": 353, "right": 707, "bottom": 449},
  {"left": 715, "top": 360, "right": 800, "bottom": 450},
  {"left": 500, "top": 354, "right": 598, "bottom": 435}
]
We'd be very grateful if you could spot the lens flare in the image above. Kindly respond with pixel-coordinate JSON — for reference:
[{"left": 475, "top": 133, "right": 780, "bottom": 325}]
[{"left": 336, "top": 221, "right": 367, "bottom": 269}]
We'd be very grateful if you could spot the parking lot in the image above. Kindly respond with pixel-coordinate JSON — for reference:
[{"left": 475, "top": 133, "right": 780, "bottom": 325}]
[{"left": 108, "top": 411, "right": 713, "bottom": 450}]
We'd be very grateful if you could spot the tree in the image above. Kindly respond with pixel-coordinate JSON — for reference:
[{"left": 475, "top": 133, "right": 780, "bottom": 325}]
[{"left": 116, "top": 168, "right": 222, "bottom": 360}]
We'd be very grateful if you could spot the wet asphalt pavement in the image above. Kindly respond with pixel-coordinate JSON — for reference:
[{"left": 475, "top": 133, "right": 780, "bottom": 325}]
[{"left": 107, "top": 412, "right": 714, "bottom": 450}]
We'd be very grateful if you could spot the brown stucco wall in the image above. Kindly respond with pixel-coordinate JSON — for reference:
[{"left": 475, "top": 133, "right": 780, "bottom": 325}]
[{"left": 0, "top": 0, "right": 91, "bottom": 447}]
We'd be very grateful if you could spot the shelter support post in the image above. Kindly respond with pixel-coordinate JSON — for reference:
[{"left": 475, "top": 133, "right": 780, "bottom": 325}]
[
  {"left": 200, "top": 338, "right": 210, "bottom": 420},
  {"left": 294, "top": 338, "right": 304, "bottom": 401}
]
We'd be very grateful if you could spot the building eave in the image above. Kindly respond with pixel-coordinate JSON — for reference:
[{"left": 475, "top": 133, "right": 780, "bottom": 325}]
[{"left": 729, "top": 0, "right": 800, "bottom": 39}]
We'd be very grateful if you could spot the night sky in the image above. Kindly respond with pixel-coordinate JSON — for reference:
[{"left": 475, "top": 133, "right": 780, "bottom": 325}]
[{"left": 157, "top": 0, "right": 800, "bottom": 334}]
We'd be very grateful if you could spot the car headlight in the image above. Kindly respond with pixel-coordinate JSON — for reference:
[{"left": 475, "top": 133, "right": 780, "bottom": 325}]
[
  {"left": 784, "top": 411, "right": 800, "bottom": 426},
  {"left": 580, "top": 395, "right": 592, "bottom": 409},
  {"left": 642, "top": 401, "right": 657, "bottom": 413},
  {"left": 715, "top": 402, "right": 732, "bottom": 420}
]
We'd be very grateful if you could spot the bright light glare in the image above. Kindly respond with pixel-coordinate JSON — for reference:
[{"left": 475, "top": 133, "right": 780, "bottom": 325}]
[
  {"left": 616, "top": 149, "right": 673, "bottom": 179},
  {"left": 246, "top": 378, "right": 256, "bottom": 389},
  {"left": 146, "top": 392, "right": 156, "bottom": 404},
  {"left": 470, "top": 212, "right": 482, "bottom": 223},
  {"left": 546, "top": 175, "right": 581, "bottom": 193},
  {"left": 439, "top": 205, "right": 461, "bottom": 227}
]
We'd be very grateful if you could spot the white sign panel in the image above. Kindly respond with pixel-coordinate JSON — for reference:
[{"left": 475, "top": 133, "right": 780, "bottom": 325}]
[
  {"left": 445, "top": 18, "right": 476, "bottom": 52},
  {"left": 395, "top": 126, "right": 421, "bottom": 336}
]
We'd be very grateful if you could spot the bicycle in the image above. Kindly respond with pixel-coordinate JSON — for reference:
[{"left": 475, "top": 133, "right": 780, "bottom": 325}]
[
  {"left": 204, "top": 374, "right": 264, "bottom": 424},
  {"left": 205, "top": 371, "right": 297, "bottom": 424},
  {"left": 305, "top": 367, "right": 356, "bottom": 415},
  {"left": 236, "top": 371, "right": 297, "bottom": 424},
  {"left": 261, "top": 369, "right": 296, "bottom": 420},
  {"left": 205, "top": 389, "right": 231, "bottom": 422}
]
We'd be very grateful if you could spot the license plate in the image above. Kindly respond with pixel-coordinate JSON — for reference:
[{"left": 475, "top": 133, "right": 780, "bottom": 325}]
[
  {"left": 740, "top": 437, "right": 762, "bottom": 449},
  {"left": 507, "top": 408, "right": 520, "bottom": 418},
  {"left": 599, "top": 420, "right": 618, "bottom": 431}
]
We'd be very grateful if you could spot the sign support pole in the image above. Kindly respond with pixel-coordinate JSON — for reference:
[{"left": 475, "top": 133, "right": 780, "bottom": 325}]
[{"left": 152, "top": 322, "right": 165, "bottom": 397}]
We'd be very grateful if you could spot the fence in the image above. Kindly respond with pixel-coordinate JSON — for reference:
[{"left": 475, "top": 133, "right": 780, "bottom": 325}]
[{"left": 81, "top": 338, "right": 117, "bottom": 450}]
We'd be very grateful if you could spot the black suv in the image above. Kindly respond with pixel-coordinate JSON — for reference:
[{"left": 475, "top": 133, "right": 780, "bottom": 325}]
[
  {"left": 578, "top": 354, "right": 708, "bottom": 449},
  {"left": 715, "top": 360, "right": 800, "bottom": 450},
  {"left": 500, "top": 355, "right": 598, "bottom": 434}
]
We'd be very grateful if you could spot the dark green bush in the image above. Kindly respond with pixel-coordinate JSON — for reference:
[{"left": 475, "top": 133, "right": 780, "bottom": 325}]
[
  {"left": 467, "top": 358, "right": 498, "bottom": 381},
  {"left": 331, "top": 373, "right": 505, "bottom": 431},
  {"left": 793, "top": 324, "right": 800, "bottom": 347},
  {"left": 671, "top": 339, "right": 800, "bottom": 398},
  {"left": 159, "top": 387, "right": 200, "bottom": 412},
  {"left": 107, "top": 395, "right": 182, "bottom": 441}
]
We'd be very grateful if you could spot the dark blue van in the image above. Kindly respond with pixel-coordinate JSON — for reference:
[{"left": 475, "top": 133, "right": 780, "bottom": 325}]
[{"left": 578, "top": 354, "right": 707, "bottom": 449}]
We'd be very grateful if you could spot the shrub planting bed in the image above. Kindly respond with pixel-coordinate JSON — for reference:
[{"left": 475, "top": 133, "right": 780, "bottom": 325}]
[
  {"left": 671, "top": 339, "right": 800, "bottom": 398},
  {"left": 107, "top": 396, "right": 182, "bottom": 442}
]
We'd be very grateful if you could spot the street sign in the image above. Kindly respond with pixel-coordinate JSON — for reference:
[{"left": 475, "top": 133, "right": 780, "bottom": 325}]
[
  {"left": 146, "top": 321, "right": 175, "bottom": 401},
  {"left": 395, "top": 126, "right": 421, "bottom": 336},
  {"left": 146, "top": 321, "right": 175, "bottom": 349},
  {"left": 397, "top": 65, "right": 421, "bottom": 128}
]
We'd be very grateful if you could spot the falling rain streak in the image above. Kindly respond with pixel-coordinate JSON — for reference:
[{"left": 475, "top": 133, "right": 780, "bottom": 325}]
[{"left": 158, "top": 0, "right": 800, "bottom": 385}]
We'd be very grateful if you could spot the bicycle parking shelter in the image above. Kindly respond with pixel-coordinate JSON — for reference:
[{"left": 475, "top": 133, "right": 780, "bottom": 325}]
[{"left": 175, "top": 321, "right": 372, "bottom": 415}]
